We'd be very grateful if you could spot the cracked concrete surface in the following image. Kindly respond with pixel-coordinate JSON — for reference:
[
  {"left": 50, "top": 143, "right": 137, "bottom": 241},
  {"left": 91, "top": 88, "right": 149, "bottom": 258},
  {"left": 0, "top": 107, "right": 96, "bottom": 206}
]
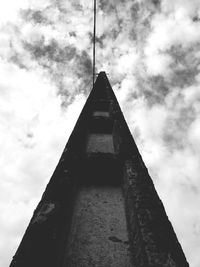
[{"left": 64, "top": 186, "right": 133, "bottom": 267}]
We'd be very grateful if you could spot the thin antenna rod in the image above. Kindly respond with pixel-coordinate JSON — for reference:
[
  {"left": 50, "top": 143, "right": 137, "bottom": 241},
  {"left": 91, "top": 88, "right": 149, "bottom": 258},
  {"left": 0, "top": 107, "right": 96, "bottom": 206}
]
[{"left": 93, "top": 0, "right": 96, "bottom": 86}]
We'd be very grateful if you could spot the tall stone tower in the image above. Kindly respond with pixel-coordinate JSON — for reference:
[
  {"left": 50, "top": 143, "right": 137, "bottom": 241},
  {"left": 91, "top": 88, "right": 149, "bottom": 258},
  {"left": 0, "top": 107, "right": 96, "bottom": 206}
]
[{"left": 10, "top": 72, "right": 189, "bottom": 267}]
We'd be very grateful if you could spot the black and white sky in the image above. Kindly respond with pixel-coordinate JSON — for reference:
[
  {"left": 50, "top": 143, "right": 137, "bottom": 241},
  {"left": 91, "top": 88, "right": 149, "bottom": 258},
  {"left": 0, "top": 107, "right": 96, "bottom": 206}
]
[{"left": 0, "top": 0, "right": 200, "bottom": 266}]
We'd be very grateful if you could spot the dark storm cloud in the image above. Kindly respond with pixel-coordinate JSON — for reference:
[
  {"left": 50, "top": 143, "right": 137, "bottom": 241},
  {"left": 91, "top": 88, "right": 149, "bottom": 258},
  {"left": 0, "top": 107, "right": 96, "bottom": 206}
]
[
  {"left": 76, "top": 50, "right": 92, "bottom": 80},
  {"left": 1, "top": 1, "right": 200, "bottom": 266},
  {"left": 136, "top": 42, "right": 200, "bottom": 106},
  {"left": 168, "top": 45, "right": 200, "bottom": 88},
  {"left": 0, "top": 2, "right": 93, "bottom": 106},
  {"left": 23, "top": 39, "right": 76, "bottom": 64},
  {"left": 163, "top": 105, "right": 196, "bottom": 150},
  {"left": 192, "top": 15, "right": 200, "bottom": 22},
  {"left": 8, "top": 0, "right": 199, "bottom": 120},
  {"left": 99, "top": 0, "right": 123, "bottom": 13},
  {"left": 1, "top": 0, "right": 199, "bottom": 139},
  {"left": 136, "top": 74, "right": 169, "bottom": 106},
  {"left": 58, "top": 50, "right": 92, "bottom": 107},
  {"left": 54, "top": 0, "right": 86, "bottom": 14},
  {"left": 20, "top": 9, "right": 50, "bottom": 25},
  {"left": 12, "top": 1, "right": 93, "bottom": 105},
  {"left": 23, "top": 37, "right": 92, "bottom": 103},
  {"left": 151, "top": 0, "right": 160, "bottom": 6},
  {"left": 97, "top": 2, "right": 124, "bottom": 41},
  {"left": 129, "top": 0, "right": 161, "bottom": 43},
  {"left": 89, "top": 32, "right": 106, "bottom": 49},
  {"left": 0, "top": 24, "right": 30, "bottom": 70},
  {"left": 53, "top": 0, "right": 68, "bottom": 13},
  {"left": 9, "top": 52, "right": 28, "bottom": 70}
]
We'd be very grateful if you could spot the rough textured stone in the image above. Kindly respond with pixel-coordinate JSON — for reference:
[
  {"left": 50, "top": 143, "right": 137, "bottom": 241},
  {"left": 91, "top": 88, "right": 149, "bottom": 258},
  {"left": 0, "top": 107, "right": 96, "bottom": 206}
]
[
  {"left": 64, "top": 186, "right": 132, "bottom": 267},
  {"left": 86, "top": 134, "right": 114, "bottom": 153},
  {"left": 10, "top": 72, "right": 189, "bottom": 267}
]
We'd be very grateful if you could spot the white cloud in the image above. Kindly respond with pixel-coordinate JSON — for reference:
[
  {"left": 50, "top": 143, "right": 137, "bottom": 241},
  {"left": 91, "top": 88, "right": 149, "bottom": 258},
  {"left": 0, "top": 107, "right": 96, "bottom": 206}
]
[
  {"left": 145, "top": 11, "right": 200, "bottom": 64},
  {"left": 0, "top": 58, "right": 86, "bottom": 266},
  {"left": 161, "top": 0, "right": 200, "bottom": 17},
  {"left": 145, "top": 52, "right": 173, "bottom": 76},
  {"left": 0, "top": 0, "right": 200, "bottom": 266},
  {"left": 0, "top": 0, "right": 30, "bottom": 24}
]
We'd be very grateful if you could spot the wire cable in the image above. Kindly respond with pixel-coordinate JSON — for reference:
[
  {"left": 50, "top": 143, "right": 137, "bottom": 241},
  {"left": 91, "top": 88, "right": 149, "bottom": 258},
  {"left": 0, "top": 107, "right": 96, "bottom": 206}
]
[{"left": 93, "top": 0, "right": 97, "bottom": 86}]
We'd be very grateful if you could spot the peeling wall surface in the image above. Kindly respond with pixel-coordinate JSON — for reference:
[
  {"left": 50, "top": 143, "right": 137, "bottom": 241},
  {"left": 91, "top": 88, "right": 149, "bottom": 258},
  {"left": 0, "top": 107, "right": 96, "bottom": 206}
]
[{"left": 64, "top": 186, "right": 132, "bottom": 267}]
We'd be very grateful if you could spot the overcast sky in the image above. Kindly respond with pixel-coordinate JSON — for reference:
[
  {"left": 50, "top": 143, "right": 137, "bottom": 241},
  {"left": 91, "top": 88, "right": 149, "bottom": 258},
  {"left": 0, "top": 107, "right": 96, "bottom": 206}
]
[{"left": 0, "top": 0, "right": 200, "bottom": 266}]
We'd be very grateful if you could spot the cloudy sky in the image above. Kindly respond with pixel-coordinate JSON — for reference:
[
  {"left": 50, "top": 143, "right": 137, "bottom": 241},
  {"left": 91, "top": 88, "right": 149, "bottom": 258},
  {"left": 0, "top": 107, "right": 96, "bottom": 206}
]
[{"left": 0, "top": 0, "right": 200, "bottom": 266}]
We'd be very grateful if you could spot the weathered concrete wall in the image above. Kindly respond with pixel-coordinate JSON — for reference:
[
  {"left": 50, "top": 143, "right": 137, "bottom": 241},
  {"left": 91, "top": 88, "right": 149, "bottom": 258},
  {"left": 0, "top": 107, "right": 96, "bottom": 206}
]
[
  {"left": 123, "top": 159, "right": 189, "bottom": 267},
  {"left": 64, "top": 186, "right": 132, "bottom": 267},
  {"left": 86, "top": 134, "right": 114, "bottom": 153},
  {"left": 10, "top": 72, "right": 189, "bottom": 267}
]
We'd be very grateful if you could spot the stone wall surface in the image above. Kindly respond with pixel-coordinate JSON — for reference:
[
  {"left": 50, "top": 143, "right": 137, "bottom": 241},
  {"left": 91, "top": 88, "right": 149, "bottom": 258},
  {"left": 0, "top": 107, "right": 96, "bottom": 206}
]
[
  {"left": 123, "top": 158, "right": 189, "bottom": 267},
  {"left": 10, "top": 72, "right": 189, "bottom": 267},
  {"left": 64, "top": 186, "right": 132, "bottom": 267}
]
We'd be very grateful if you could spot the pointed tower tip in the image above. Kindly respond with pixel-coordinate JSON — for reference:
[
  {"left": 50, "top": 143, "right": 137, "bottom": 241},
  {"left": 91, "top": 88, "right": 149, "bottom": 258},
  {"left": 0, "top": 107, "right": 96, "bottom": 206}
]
[
  {"left": 95, "top": 71, "right": 107, "bottom": 81},
  {"left": 94, "top": 71, "right": 109, "bottom": 86},
  {"left": 98, "top": 71, "right": 107, "bottom": 76},
  {"left": 90, "top": 71, "right": 114, "bottom": 102}
]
